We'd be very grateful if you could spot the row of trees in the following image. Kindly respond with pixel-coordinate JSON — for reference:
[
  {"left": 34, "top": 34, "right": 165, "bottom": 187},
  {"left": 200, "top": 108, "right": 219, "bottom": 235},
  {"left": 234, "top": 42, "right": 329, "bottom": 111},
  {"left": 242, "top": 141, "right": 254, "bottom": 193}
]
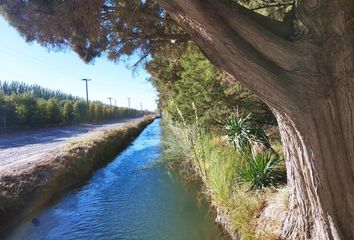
[
  {"left": 0, "top": 81, "right": 144, "bottom": 132},
  {"left": 0, "top": 80, "right": 79, "bottom": 101}
]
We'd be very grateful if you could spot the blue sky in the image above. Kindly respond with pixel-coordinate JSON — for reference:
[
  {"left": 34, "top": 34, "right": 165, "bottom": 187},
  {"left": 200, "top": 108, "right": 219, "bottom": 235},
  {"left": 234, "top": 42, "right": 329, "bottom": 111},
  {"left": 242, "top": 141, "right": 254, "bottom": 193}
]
[{"left": 0, "top": 16, "right": 157, "bottom": 111}]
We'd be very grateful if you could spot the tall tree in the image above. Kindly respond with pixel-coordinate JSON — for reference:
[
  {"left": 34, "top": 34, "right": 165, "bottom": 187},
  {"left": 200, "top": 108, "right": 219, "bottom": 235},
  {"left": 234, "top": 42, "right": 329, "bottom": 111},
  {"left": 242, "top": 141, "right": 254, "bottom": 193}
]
[
  {"left": 148, "top": 43, "right": 274, "bottom": 126},
  {"left": 158, "top": 1, "right": 354, "bottom": 239},
  {"left": 1, "top": 0, "right": 353, "bottom": 239}
]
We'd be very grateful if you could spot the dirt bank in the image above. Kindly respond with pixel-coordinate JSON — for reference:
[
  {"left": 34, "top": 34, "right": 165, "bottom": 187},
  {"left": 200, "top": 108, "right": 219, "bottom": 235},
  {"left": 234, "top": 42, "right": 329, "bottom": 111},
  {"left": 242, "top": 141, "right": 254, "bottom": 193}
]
[
  {"left": 0, "top": 115, "right": 157, "bottom": 234},
  {"left": 214, "top": 188, "right": 288, "bottom": 240},
  {"left": 161, "top": 118, "right": 288, "bottom": 240},
  {"left": 0, "top": 117, "right": 142, "bottom": 167}
]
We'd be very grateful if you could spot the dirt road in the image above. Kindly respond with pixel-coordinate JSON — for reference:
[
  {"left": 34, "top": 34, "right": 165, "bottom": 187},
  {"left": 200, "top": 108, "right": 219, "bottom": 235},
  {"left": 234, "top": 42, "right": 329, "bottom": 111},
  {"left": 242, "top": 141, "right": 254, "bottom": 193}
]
[{"left": 0, "top": 118, "right": 142, "bottom": 170}]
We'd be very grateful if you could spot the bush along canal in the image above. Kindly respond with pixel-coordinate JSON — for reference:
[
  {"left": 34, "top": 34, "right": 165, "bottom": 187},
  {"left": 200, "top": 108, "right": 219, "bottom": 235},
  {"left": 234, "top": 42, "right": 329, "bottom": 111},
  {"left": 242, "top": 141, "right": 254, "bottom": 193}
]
[{"left": 5, "top": 119, "right": 228, "bottom": 240}]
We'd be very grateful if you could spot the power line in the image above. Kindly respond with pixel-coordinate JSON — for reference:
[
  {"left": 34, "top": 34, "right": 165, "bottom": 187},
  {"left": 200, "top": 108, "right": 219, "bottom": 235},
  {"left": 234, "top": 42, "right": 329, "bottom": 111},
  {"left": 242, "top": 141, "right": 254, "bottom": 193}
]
[{"left": 0, "top": 45, "right": 81, "bottom": 78}]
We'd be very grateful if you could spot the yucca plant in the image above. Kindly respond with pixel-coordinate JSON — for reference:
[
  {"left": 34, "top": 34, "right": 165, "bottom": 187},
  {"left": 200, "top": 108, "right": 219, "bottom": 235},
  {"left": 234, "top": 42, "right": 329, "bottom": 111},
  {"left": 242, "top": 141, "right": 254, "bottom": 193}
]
[
  {"left": 237, "top": 151, "right": 281, "bottom": 189},
  {"left": 225, "top": 114, "right": 270, "bottom": 156}
]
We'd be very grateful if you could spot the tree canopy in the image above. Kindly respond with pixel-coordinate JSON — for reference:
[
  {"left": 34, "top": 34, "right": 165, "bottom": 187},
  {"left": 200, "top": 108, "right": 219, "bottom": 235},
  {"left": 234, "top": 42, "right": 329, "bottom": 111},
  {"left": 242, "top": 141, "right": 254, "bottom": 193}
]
[
  {"left": 0, "top": 0, "right": 292, "bottom": 64},
  {"left": 0, "top": 0, "right": 190, "bottom": 63}
]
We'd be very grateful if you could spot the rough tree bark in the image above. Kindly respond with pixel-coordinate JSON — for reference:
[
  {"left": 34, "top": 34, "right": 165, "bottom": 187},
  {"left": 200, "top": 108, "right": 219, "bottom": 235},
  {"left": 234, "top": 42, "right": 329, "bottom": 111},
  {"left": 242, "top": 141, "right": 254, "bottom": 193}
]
[{"left": 158, "top": 0, "right": 354, "bottom": 239}]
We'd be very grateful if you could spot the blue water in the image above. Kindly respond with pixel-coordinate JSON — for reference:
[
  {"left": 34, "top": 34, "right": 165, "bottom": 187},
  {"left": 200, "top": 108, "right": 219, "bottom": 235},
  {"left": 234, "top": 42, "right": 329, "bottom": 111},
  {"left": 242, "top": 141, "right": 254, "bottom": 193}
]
[{"left": 8, "top": 119, "right": 227, "bottom": 240}]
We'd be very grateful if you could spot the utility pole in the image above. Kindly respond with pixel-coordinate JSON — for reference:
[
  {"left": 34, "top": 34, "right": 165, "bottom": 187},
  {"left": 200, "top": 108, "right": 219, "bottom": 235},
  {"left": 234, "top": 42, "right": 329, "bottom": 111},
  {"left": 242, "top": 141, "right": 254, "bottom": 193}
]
[
  {"left": 108, "top": 97, "right": 113, "bottom": 118},
  {"left": 127, "top": 98, "right": 131, "bottom": 109},
  {"left": 140, "top": 103, "right": 143, "bottom": 111},
  {"left": 108, "top": 97, "right": 113, "bottom": 109},
  {"left": 81, "top": 78, "right": 91, "bottom": 108},
  {"left": 115, "top": 99, "right": 117, "bottom": 107}
]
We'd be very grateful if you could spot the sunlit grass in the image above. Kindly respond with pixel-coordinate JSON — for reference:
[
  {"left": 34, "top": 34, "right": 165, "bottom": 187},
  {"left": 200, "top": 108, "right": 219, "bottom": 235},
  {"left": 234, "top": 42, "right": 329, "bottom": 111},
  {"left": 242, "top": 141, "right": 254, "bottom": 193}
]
[{"left": 160, "top": 117, "right": 273, "bottom": 239}]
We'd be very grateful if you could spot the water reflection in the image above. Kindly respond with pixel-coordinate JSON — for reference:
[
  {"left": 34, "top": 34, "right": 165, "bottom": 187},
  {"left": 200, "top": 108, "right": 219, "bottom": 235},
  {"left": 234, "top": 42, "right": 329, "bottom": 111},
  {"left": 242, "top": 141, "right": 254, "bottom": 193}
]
[{"left": 8, "top": 119, "right": 228, "bottom": 240}]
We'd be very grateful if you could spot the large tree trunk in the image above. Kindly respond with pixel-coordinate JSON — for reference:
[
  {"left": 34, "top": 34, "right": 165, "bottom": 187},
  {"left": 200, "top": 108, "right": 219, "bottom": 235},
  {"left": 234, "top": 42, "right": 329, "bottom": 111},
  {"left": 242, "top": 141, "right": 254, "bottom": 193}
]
[
  {"left": 275, "top": 93, "right": 354, "bottom": 239},
  {"left": 277, "top": 2, "right": 354, "bottom": 238},
  {"left": 159, "top": 0, "right": 354, "bottom": 239}
]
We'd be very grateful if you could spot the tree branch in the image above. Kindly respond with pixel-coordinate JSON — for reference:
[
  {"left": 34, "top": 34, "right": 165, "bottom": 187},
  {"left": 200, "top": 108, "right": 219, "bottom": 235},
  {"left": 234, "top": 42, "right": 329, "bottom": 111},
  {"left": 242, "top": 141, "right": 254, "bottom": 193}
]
[
  {"left": 147, "top": 33, "right": 190, "bottom": 43},
  {"left": 102, "top": 3, "right": 177, "bottom": 26},
  {"left": 132, "top": 49, "right": 151, "bottom": 68},
  {"left": 226, "top": 0, "right": 294, "bottom": 39},
  {"left": 161, "top": 0, "right": 316, "bottom": 71},
  {"left": 157, "top": 0, "right": 318, "bottom": 112},
  {"left": 137, "top": 11, "right": 176, "bottom": 25}
]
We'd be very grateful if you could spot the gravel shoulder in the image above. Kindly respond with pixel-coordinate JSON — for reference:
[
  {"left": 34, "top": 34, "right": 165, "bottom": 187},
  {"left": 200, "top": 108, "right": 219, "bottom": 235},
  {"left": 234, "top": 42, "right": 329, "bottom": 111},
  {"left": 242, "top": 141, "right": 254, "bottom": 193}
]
[{"left": 0, "top": 118, "right": 142, "bottom": 170}]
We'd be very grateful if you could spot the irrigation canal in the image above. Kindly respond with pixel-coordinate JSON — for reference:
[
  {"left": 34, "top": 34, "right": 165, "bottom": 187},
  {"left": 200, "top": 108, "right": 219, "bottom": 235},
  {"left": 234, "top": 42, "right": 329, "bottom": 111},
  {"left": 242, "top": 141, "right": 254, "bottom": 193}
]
[{"left": 6, "top": 119, "right": 227, "bottom": 240}]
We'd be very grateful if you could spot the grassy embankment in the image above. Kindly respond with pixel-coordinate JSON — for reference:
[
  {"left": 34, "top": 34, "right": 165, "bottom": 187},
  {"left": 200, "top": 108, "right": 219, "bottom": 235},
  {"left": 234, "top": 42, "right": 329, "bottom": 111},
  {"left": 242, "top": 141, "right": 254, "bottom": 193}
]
[
  {"left": 0, "top": 115, "right": 157, "bottom": 234},
  {"left": 161, "top": 117, "right": 288, "bottom": 240}
]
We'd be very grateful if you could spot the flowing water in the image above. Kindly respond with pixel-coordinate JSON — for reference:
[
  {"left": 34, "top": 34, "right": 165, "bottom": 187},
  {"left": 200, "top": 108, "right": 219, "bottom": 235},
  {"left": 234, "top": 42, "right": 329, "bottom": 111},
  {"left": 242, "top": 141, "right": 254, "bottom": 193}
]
[{"left": 7, "top": 119, "right": 228, "bottom": 240}]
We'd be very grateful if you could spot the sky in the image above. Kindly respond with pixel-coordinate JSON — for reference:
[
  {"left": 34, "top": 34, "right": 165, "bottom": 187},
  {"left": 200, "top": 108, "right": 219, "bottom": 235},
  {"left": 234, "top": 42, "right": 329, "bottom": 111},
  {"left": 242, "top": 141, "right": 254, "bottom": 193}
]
[{"left": 0, "top": 16, "right": 157, "bottom": 111}]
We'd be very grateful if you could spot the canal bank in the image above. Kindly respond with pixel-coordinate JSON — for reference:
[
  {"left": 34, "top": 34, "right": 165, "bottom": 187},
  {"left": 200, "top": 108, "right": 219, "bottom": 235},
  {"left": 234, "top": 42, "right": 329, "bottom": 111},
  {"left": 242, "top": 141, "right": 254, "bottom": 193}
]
[
  {"left": 5, "top": 118, "right": 228, "bottom": 240},
  {"left": 0, "top": 115, "right": 157, "bottom": 234},
  {"left": 161, "top": 118, "right": 288, "bottom": 240}
]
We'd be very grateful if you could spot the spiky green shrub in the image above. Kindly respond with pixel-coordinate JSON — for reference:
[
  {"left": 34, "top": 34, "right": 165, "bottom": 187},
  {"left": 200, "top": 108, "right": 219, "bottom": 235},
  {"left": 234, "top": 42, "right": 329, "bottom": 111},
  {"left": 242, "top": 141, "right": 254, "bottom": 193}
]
[
  {"left": 237, "top": 151, "right": 282, "bottom": 189},
  {"left": 225, "top": 114, "right": 270, "bottom": 156},
  {"left": 161, "top": 116, "right": 265, "bottom": 238}
]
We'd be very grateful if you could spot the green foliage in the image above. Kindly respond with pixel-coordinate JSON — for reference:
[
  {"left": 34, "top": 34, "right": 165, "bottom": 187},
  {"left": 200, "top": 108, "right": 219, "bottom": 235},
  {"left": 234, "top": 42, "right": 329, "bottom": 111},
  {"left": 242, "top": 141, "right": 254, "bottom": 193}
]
[
  {"left": 12, "top": 93, "right": 39, "bottom": 127},
  {"left": 94, "top": 103, "right": 104, "bottom": 121},
  {"left": 73, "top": 100, "right": 88, "bottom": 122},
  {"left": 237, "top": 151, "right": 282, "bottom": 190},
  {"left": 225, "top": 114, "right": 282, "bottom": 189},
  {"left": 0, "top": 0, "right": 187, "bottom": 64},
  {"left": 148, "top": 44, "right": 275, "bottom": 128},
  {"left": 63, "top": 101, "right": 75, "bottom": 124},
  {"left": 225, "top": 114, "right": 270, "bottom": 155},
  {"left": 0, "top": 80, "right": 78, "bottom": 101},
  {"left": 36, "top": 99, "right": 50, "bottom": 125},
  {"left": 47, "top": 98, "right": 62, "bottom": 125},
  {"left": 0, "top": 0, "right": 293, "bottom": 64},
  {"left": 236, "top": 0, "right": 294, "bottom": 20},
  {"left": 0, "top": 81, "right": 146, "bottom": 130}
]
